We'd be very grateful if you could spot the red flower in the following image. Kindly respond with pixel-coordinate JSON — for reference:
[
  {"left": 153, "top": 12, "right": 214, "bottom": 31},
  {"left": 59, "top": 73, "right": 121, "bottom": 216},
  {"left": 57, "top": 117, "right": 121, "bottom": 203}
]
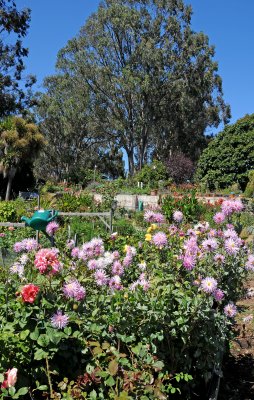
[{"left": 21, "top": 284, "right": 39, "bottom": 303}]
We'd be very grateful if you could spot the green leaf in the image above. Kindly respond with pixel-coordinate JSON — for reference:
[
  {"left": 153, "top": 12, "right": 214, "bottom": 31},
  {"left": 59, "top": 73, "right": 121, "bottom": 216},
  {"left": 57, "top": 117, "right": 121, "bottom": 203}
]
[
  {"left": 13, "top": 387, "right": 28, "bottom": 398},
  {"left": 108, "top": 359, "right": 118, "bottom": 376},
  {"left": 37, "top": 334, "right": 50, "bottom": 347},
  {"left": 34, "top": 348, "right": 48, "bottom": 360},
  {"left": 20, "top": 329, "right": 30, "bottom": 340},
  {"left": 105, "top": 375, "right": 116, "bottom": 387},
  {"left": 9, "top": 386, "right": 16, "bottom": 396},
  {"left": 30, "top": 328, "right": 39, "bottom": 341},
  {"left": 37, "top": 385, "right": 48, "bottom": 390}
]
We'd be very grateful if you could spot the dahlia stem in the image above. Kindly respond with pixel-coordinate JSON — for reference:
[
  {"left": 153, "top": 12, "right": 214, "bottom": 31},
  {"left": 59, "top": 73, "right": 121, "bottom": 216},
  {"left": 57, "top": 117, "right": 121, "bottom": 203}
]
[{"left": 45, "top": 356, "right": 53, "bottom": 398}]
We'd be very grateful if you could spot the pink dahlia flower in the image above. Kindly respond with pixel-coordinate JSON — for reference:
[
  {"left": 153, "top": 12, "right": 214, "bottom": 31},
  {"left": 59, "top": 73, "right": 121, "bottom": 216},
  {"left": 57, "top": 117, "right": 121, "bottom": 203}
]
[
  {"left": 152, "top": 231, "right": 168, "bottom": 248},
  {"left": 34, "top": 248, "right": 61, "bottom": 274},
  {"left": 213, "top": 212, "right": 226, "bottom": 224}
]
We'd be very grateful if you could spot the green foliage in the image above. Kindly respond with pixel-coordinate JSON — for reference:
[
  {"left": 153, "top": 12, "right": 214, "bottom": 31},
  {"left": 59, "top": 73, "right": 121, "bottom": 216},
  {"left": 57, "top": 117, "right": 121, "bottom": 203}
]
[
  {"left": 162, "top": 191, "right": 203, "bottom": 222},
  {"left": 0, "top": 0, "right": 34, "bottom": 118},
  {"left": 196, "top": 114, "right": 254, "bottom": 190},
  {"left": 244, "top": 170, "right": 254, "bottom": 198},
  {"left": 0, "top": 202, "right": 17, "bottom": 222},
  {"left": 134, "top": 161, "right": 167, "bottom": 189},
  {"left": 55, "top": 193, "right": 93, "bottom": 212}
]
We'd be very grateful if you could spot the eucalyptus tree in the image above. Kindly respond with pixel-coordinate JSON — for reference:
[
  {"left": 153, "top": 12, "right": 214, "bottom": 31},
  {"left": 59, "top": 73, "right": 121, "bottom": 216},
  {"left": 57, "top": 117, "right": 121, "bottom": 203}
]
[
  {"left": 35, "top": 74, "right": 109, "bottom": 182},
  {"left": 0, "top": 116, "right": 45, "bottom": 200},
  {"left": 56, "top": 0, "right": 230, "bottom": 175}
]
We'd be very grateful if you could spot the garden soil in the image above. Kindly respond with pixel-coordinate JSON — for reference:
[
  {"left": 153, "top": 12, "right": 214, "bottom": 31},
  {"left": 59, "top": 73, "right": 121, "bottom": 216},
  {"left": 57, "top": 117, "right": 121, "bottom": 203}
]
[{"left": 219, "top": 276, "right": 254, "bottom": 400}]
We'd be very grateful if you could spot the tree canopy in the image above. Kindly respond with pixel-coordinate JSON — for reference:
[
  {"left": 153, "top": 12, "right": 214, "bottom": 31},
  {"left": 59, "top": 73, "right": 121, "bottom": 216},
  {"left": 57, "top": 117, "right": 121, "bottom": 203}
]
[
  {"left": 195, "top": 114, "right": 254, "bottom": 190},
  {"left": 54, "top": 0, "right": 230, "bottom": 175},
  {"left": 0, "top": 0, "right": 35, "bottom": 117}
]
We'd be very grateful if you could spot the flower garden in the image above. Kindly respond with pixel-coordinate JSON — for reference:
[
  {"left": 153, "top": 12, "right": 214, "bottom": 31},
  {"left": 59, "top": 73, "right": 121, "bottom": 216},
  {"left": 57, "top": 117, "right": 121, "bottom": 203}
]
[{"left": 0, "top": 194, "right": 253, "bottom": 399}]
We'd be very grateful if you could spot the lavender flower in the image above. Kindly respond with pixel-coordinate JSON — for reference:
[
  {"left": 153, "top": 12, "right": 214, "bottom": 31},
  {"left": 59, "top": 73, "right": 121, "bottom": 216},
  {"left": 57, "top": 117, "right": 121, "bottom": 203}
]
[
  {"left": 224, "top": 238, "right": 240, "bottom": 255},
  {"left": 246, "top": 255, "right": 254, "bottom": 271},
  {"left": 63, "top": 280, "right": 86, "bottom": 301},
  {"left": 152, "top": 232, "right": 168, "bottom": 248},
  {"left": 51, "top": 311, "right": 69, "bottom": 329},
  {"left": 94, "top": 269, "right": 108, "bottom": 286},
  {"left": 173, "top": 210, "right": 183, "bottom": 223},
  {"left": 112, "top": 261, "right": 124, "bottom": 276},
  {"left": 213, "top": 289, "right": 225, "bottom": 301},
  {"left": 200, "top": 277, "right": 218, "bottom": 294},
  {"left": 214, "top": 254, "right": 225, "bottom": 264},
  {"left": 10, "top": 263, "right": 24, "bottom": 277},
  {"left": 224, "top": 302, "right": 237, "bottom": 318},
  {"left": 109, "top": 275, "right": 122, "bottom": 291},
  {"left": 46, "top": 221, "right": 59, "bottom": 236},
  {"left": 88, "top": 259, "right": 98, "bottom": 270},
  {"left": 213, "top": 212, "right": 226, "bottom": 224},
  {"left": 201, "top": 238, "right": 218, "bottom": 252},
  {"left": 183, "top": 255, "right": 196, "bottom": 271}
]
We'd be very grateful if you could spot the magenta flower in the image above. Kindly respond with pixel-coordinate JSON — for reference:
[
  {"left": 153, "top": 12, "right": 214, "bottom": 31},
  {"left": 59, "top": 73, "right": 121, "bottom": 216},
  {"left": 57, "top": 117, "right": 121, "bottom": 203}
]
[
  {"left": 183, "top": 255, "right": 196, "bottom": 270},
  {"left": 213, "top": 289, "right": 225, "bottom": 301},
  {"left": 112, "top": 260, "right": 124, "bottom": 276},
  {"left": 152, "top": 231, "right": 168, "bottom": 248},
  {"left": 51, "top": 311, "right": 69, "bottom": 329},
  {"left": 213, "top": 212, "right": 226, "bottom": 224},
  {"left": 200, "top": 277, "right": 218, "bottom": 294},
  {"left": 201, "top": 238, "right": 218, "bottom": 252},
  {"left": 224, "top": 302, "right": 237, "bottom": 318},
  {"left": 94, "top": 269, "right": 108, "bottom": 286},
  {"left": 46, "top": 221, "right": 59, "bottom": 236},
  {"left": 173, "top": 210, "right": 183, "bottom": 223}
]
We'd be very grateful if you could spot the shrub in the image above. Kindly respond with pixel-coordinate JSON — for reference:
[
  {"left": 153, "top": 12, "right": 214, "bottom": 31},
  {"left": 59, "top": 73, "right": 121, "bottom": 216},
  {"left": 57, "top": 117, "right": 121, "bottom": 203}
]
[
  {"left": 0, "top": 201, "right": 17, "bottom": 222},
  {"left": 162, "top": 191, "right": 203, "bottom": 222},
  {"left": 166, "top": 152, "right": 195, "bottom": 184},
  {"left": 195, "top": 114, "right": 254, "bottom": 190},
  {"left": 134, "top": 160, "right": 167, "bottom": 189},
  {"left": 244, "top": 170, "right": 254, "bottom": 198}
]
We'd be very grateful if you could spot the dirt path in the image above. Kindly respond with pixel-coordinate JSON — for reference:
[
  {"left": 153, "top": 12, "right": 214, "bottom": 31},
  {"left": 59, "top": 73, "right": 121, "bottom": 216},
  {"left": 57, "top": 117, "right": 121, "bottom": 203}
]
[{"left": 219, "top": 278, "right": 254, "bottom": 400}]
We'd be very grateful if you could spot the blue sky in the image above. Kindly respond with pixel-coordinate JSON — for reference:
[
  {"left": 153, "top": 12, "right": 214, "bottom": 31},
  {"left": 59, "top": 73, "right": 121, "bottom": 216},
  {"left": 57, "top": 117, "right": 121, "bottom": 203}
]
[{"left": 16, "top": 0, "right": 254, "bottom": 134}]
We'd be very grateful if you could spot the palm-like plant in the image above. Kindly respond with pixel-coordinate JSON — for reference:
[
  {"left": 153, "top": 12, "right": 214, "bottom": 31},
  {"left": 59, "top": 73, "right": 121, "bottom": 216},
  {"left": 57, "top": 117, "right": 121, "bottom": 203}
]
[{"left": 0, "top": 116, "right": 45, "bottom": 200}]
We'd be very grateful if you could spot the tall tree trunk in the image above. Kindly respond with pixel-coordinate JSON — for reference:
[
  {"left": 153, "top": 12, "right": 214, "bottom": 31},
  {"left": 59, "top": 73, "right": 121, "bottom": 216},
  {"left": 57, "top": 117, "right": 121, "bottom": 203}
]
[
  {"left": 127, "top": 148, "right": 135, "bottom": 176},
  {"left": 5, "top": 175, "right": 13, "bottom": 201}
]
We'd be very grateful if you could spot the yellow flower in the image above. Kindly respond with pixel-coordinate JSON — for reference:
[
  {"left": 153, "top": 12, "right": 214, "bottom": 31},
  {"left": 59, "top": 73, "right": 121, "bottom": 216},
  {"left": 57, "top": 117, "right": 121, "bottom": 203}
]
[
  {"left": 195, "top": 231, "right": 201, "bottom": 235},
  {"left": 145, "top": 233, "right": 152, "bottom": 241},
  {"left": 147, "top": 227, "right": 152, "bottom": 233},
  {"left": 151, "top": 224, "right": 157, "bottom": 230},
  {"left": 124, "top": 244, "right": 129, "bottom": 252}
]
